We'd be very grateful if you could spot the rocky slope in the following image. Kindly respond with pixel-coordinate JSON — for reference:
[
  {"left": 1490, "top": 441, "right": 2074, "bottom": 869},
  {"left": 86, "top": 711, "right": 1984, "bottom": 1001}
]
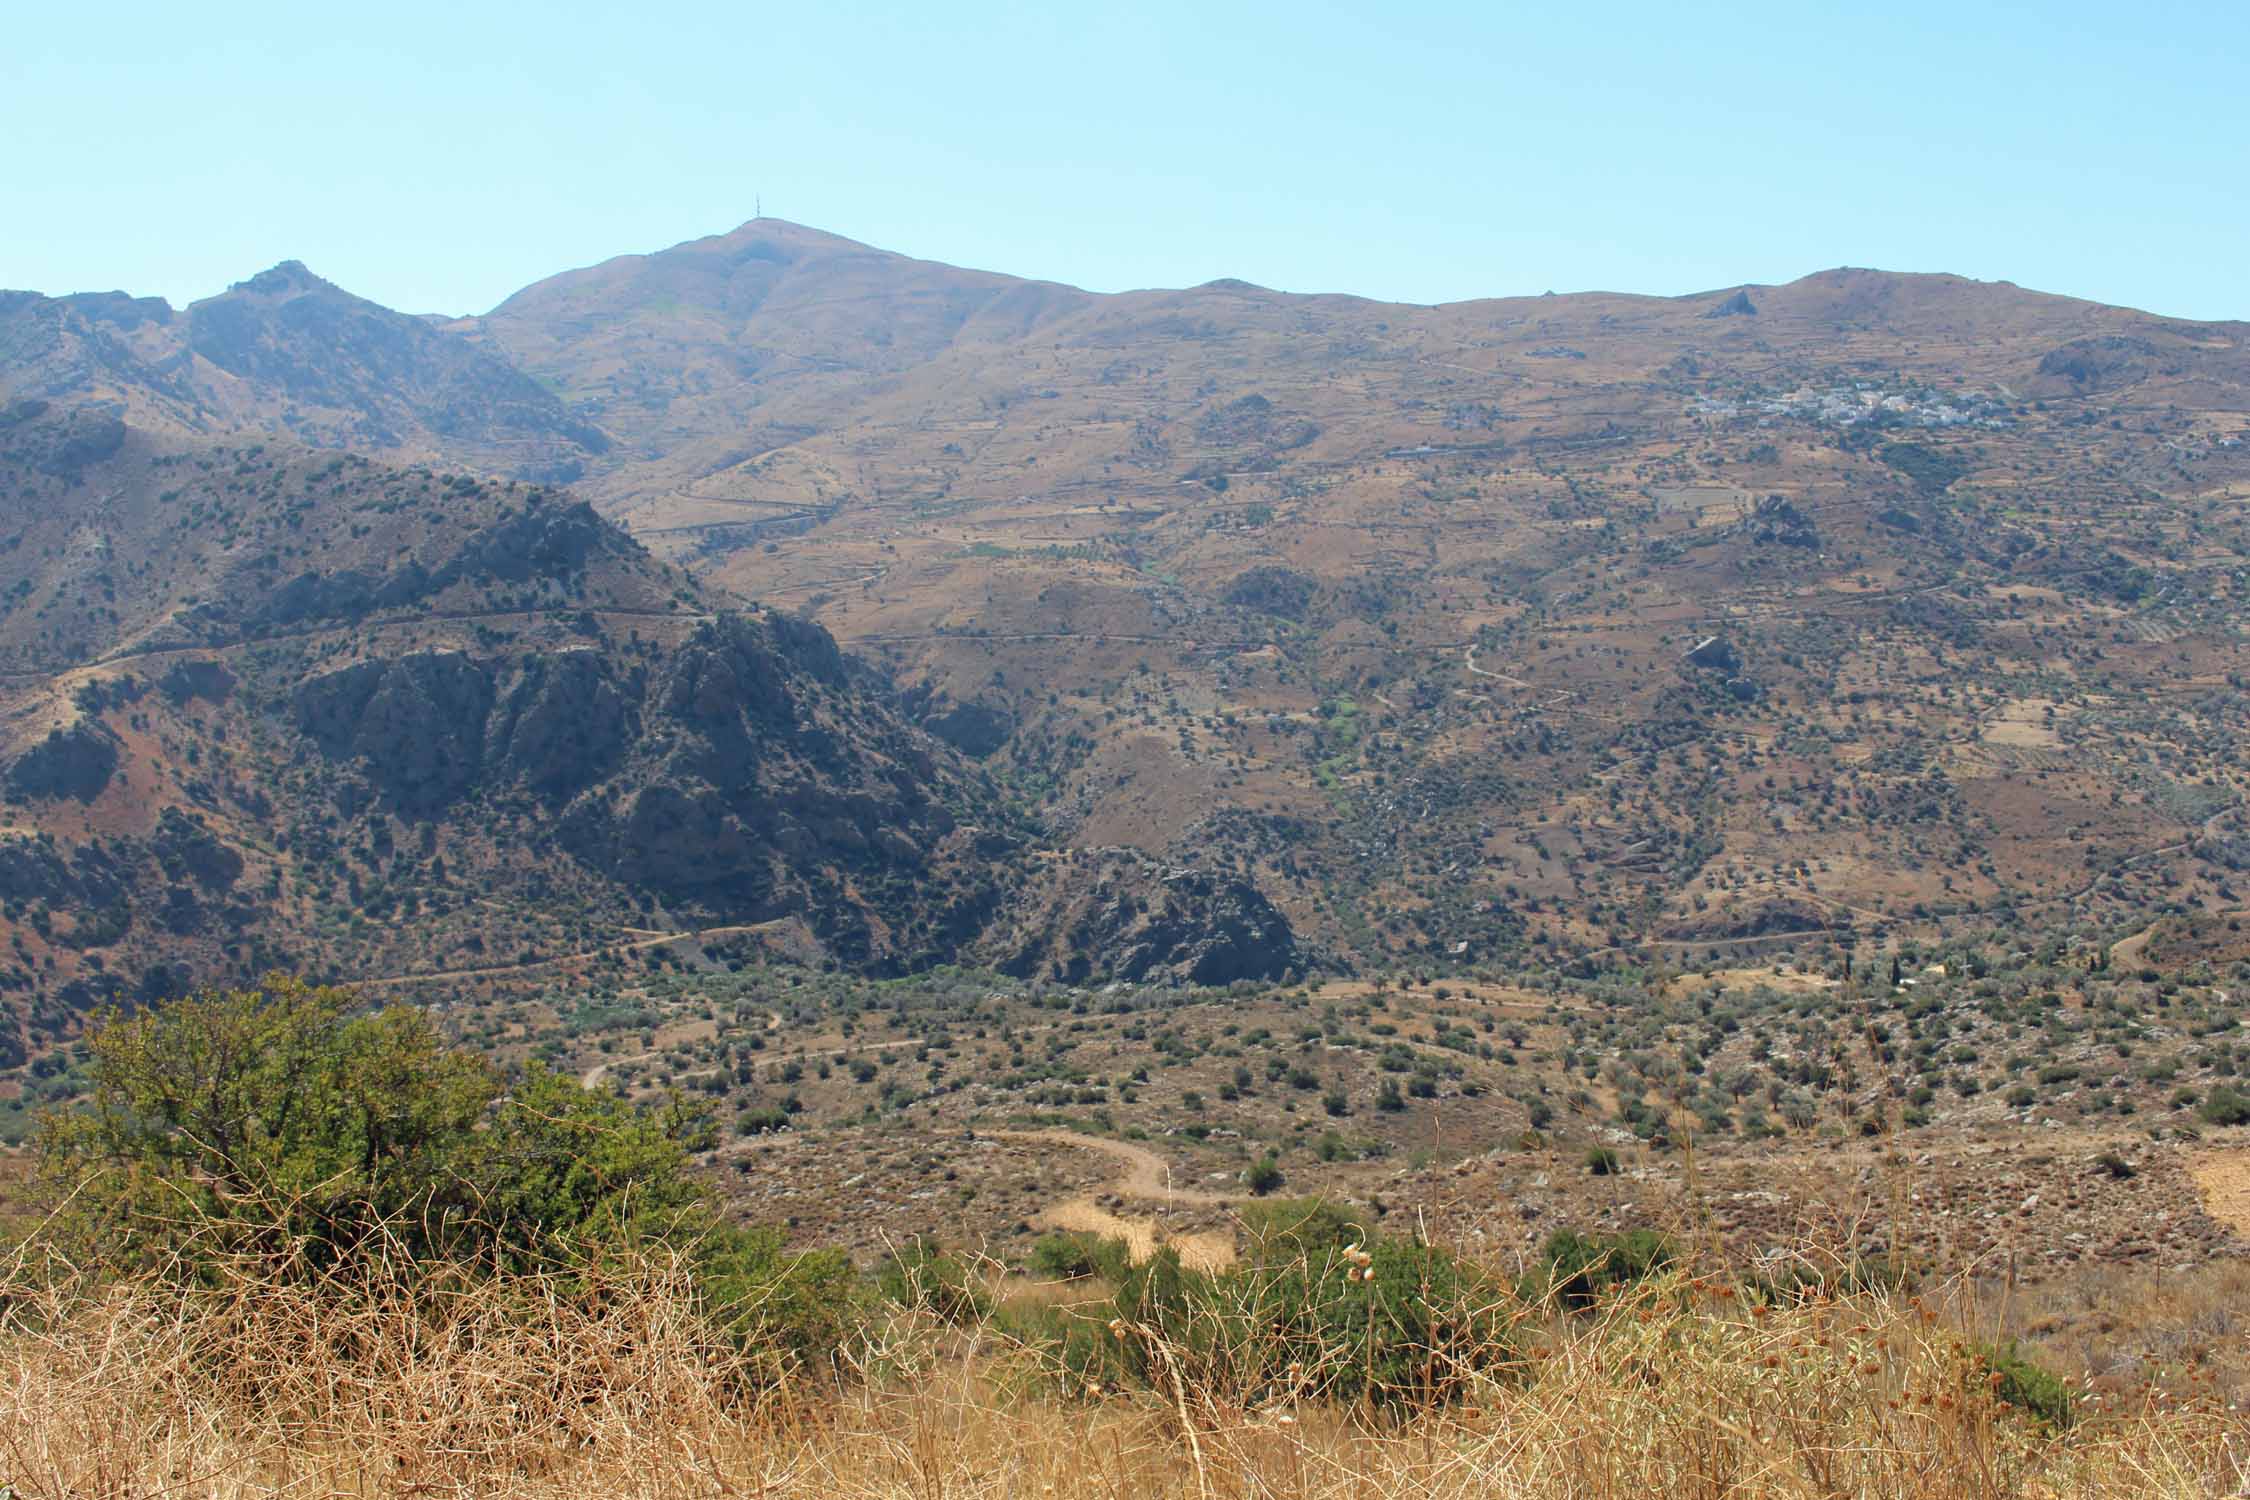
[
  {"left": 980, "top": 850, "right": 1307, "bottom": 987},
  {"left": 0, "top": 404, "right": 1301, "bottom": 1058}
]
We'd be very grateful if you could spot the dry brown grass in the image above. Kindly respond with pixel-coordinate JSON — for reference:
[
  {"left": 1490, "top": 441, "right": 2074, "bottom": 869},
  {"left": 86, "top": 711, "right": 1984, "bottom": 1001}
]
[
  {"left": 1991, "top": 1258, "right": 2250, "bottom": 1404},
  {"left": 3, "top": 1248, "right": 2247, "bottom": 1499}
]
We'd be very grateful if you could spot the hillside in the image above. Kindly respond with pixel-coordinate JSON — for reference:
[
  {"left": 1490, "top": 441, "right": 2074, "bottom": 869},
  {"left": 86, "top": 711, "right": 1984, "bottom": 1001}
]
[
  {"left": 452, "top": 221, "right": 2250, "bottom": 976},
  {"left": 0, "top": 399, "right": 1319, "bottom": 1068},
  {"left": 8, "top": 225, "right": 2249, "bottom": 985}
]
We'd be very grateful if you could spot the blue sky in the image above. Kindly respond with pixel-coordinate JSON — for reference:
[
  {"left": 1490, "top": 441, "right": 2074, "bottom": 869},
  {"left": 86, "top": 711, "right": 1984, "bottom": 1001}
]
[{"left": 6, "top": 0, "right": 2244, "bottom": 319}]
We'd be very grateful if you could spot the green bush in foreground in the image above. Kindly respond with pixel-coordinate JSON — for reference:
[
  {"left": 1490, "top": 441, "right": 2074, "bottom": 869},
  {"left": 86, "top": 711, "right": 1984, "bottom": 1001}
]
[
  {"left": 1053, "top": 1198, "right": 1518, "bottom": 1410},
  {"left": 1974, "top": 1339, "right": 2078, "bottom": 1430},
  {"left": 1029, "top": 1230, "right": 1133, "bottom": 1283},
  {"left": 23, "top": 976, "right": 859, "bottom": 1374}
]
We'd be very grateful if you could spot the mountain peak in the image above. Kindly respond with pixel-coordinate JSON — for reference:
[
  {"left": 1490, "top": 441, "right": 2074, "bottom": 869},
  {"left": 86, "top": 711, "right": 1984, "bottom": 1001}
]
[
  {"left": 703, "top": 217, "right": 893, "bottom": 258},
  {"left": 227, "top": 260, "right": 333, "bottom": 298}
]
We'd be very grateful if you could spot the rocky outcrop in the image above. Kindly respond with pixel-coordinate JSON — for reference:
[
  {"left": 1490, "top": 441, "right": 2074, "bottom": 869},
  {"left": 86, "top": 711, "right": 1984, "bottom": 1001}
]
[
  {"left": 0, "top": 833, "right": 131, "bottom": 908},
  {"left": 6, "top": 720, "right": 120, "bottom": 802},
  {"left": 255, "top": 564, "right": 433, "bottom": 628},
  {"left": 444, "top": 498, "right": 629, "bottom": 584},
  {"left": 905, "top": 689, "right": 1014, "bottom": 758},
  {"left": 58, "top": 291, "right": 172, "bottom": 331},
  {"left": 294, "top": 652, "right": 494, "bottom": 810},
  {"left": 158, "top": 660, "right": 234, "bottom": 705},
  {"left": 276, "top": 610, "right": 1022, "bottom": 970},
  {"left": 151, "top": 808, "right": 244, "bottom": 890},
  {"left": 989, "top": 855, "right": 1304, "bottom": 986},
  {"left": 485, "top": 649, "right": 635, "bottom": 797},
  {"left": 558, "top": 613, "right": 969, "bottom": 934},
  {"left": 1196, "top": 393, "right": 1318, "bottom": 451},
  {"left": 1705, "top": 289, "right": 1759, "bottom": 318},
  {"left": 1742, "top": 495, "right": 1818, "bottom": 548},
  {"left": 2031, "top": 335, "right": 2156, "bottom": 394}
]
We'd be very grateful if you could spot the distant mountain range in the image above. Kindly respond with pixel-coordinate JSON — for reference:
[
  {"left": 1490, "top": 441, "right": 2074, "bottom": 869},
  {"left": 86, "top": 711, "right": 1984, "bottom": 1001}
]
[{"left": 1, "top": 218, "right": 2245, "bottom": 1056}]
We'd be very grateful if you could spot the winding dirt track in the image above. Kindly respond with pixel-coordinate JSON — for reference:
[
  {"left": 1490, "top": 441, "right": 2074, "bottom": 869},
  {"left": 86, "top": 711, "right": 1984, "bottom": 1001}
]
[
  {"left": 985, "top": 1129, "right": 1236, "bottom": 1207},
  {"left": 985, "top": 1129, "right": 1239, "bottom": 1271}
]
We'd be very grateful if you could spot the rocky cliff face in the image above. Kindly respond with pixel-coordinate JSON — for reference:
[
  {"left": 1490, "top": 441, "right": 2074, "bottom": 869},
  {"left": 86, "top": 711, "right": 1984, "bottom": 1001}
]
[
  {"left": 271, "top": 607, "right": 1027, "bottom": 973},
  {"left": 484, "top": 649, "right": 638, "bottom": 797},
  {"left": 900, "top": 684, "right": 1015, "bottom": 758},
  {"left": 553, "top": 612, "right": 1021, "bottom": 970},
  {"left": 986, "top": 852, "right": 1307, "bottom": 987},
  {"left": 295, "top": 652, "right": 498, "bottom": 811}
]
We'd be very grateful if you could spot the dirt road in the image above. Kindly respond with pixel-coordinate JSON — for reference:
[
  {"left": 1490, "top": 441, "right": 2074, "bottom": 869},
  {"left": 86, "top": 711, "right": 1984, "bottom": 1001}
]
[{"left": 985, "top": 1128, "right": 1238, "bottom": 1271}]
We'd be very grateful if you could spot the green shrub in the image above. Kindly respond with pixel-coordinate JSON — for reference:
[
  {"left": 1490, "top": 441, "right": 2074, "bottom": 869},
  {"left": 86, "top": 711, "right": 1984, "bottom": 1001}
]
[
  {"left": 1061, "top": 1219, "right": 1516, "bottom": 1410},
  {"left": 1974, "top": 1339, "right": 2076, "bottom": 1429},
  {"left": 1244, "top": 1154, "right": 1286, "bottom": 1195},
  {"left": 1531, "top": 1228, "right": 1674, "bottom": 1310},
  {"left": 876, "top": 1237, "right": 992, "bottom": 1324},
  {"left": 34, "top": 977, "right": 714, "bottom": 1279},
  {"left": 1237, "top": 1196, "right": 1370, "bottom": 1260},
  {"left": 1029, "top": 1231, "right": 1132, "bottom": 1283},
  {"left": 1584, "top": 1145, "right": 1621, "bottom": 1176},
  {"left": 2198, "top": 1086, "right": 2250, "bottom": 1127},
  {"left": 698, "top": 1227, "right": 866, "bottom": 1374},
  {"left": 735, "top": 1106, "right": 790, "bottom": 1134},
  {"left": 25, "top": 976, "right": 858, "bottom": 1379}
]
